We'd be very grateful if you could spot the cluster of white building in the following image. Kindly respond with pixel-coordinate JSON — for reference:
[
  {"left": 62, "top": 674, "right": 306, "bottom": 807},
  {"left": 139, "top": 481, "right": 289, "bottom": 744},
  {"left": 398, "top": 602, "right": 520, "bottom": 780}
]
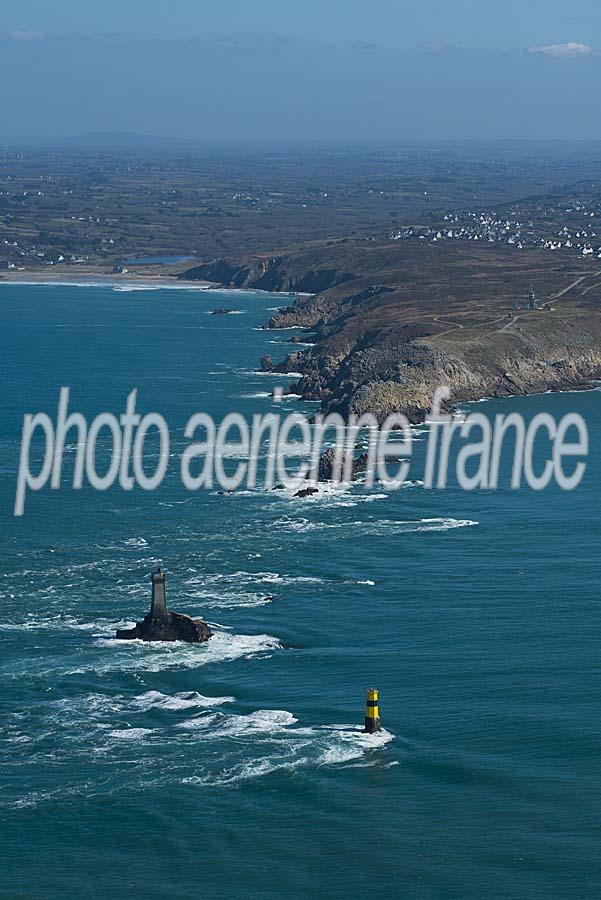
[
  {"left": 390, "top": 208, "right": 601, "bottom": 258},
  {"left": 1, "top": 238, "right": 88, "bottom": 266}
]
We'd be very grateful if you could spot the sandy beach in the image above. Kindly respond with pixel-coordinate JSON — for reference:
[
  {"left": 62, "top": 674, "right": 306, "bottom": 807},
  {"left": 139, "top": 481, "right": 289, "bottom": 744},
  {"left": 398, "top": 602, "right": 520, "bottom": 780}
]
[{"left": 0, "top": 265, "right": 212, "bottom": 289}]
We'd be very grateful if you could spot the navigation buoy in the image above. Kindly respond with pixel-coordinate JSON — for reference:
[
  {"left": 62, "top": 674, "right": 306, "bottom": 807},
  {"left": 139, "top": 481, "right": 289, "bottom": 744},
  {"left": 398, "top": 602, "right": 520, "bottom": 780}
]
[{"left": 364, "top": 688, "right": 381, "bottom": 734}]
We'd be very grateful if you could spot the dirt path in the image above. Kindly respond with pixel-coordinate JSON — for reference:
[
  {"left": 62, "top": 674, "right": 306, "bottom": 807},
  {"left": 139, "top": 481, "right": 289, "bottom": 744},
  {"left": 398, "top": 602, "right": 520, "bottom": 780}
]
[
  {"left": 581, "top": 280, "right": 601, "bottom": 296},
  {"left": 551, "top": 272, "right": 601, "bottom": 301},
  {"left": 430, "top": 271, "right": 601, "bottom": 345},
  {"left": 430, "top": 316, "right": 465, "bottom": 338},
  {"left": 495, "top": 315, "right": 519, "bottom": 334},
  {"left": 434, "top": 314, "right": 513, "bottom": 343}
]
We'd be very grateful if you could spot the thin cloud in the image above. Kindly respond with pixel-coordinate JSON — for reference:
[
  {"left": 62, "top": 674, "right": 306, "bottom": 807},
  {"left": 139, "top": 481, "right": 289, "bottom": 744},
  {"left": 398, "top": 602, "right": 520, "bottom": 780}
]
[
  {"left": 528, "top": 41, "right": 594, "bottom": 59},
  {"left": 9, "top": 29, "right": 47, "bottom": 41},
  {"left": 3, "top": 30, "right": 101, "bottom": 44},
  {"left": 352, "top": 40, "right": 379, "bottom": 52}
]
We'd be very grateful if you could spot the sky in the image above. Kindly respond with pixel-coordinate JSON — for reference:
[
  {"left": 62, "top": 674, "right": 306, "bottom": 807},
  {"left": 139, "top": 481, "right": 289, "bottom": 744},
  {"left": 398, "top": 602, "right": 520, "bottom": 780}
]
[{"left": 1, "top": 0, "right": 600, "bottom": 143}]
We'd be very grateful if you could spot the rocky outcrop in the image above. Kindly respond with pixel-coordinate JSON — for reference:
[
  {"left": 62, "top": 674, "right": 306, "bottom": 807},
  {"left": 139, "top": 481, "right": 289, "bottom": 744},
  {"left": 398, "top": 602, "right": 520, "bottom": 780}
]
[
  {"left": 316, "top": 447, "right": 369, "bottom": 482},
  {"left": 116, "top": 610, "right": 212, "bottom": 643},
  {"left": 294, "top": 486, "right": 319, "bottom": 498},
  {"left": 261, "top": 350, "right": 308, "bottom": 375}
]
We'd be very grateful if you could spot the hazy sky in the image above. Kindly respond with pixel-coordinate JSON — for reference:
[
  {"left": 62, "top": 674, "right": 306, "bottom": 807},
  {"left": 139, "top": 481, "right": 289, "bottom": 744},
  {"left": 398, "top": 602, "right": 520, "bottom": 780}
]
[{"left": 1, "top": 0, "right": 600, "bottom": 142}]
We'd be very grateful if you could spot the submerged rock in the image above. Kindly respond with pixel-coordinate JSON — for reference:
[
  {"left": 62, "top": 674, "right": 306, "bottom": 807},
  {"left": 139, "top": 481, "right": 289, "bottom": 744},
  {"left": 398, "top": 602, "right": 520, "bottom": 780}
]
[
  {"left": 317, "top": 447, "right": 368, "bottom": 483},
  {"left": 294, "top": 486, "right": 319, "bottom": 498},
  {"left": 116, "top": 569, "right": 212, "bottom": 643}
]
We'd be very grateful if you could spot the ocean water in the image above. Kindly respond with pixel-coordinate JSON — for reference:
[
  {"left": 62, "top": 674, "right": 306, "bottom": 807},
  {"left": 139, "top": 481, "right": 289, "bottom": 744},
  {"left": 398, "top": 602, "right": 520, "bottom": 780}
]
[{"left": 0, "top": 284, "right": 599, "bottom": 900}]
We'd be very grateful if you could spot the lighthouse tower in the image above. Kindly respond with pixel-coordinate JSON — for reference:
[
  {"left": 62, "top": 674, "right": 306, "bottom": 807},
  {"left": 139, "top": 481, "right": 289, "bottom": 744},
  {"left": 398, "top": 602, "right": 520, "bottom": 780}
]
[{"left": 150, "top": 568, "right": 168, "bottom": 621}]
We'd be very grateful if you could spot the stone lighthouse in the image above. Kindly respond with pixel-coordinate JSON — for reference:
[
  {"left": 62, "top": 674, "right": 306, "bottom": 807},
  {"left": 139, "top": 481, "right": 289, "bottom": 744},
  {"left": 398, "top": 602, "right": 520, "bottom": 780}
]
[
  {"left": 116, "top": 568, "right": 212, "bottom": 643},
  {"left": 150, "top": 567, "right": 168, "bottom": 621}
]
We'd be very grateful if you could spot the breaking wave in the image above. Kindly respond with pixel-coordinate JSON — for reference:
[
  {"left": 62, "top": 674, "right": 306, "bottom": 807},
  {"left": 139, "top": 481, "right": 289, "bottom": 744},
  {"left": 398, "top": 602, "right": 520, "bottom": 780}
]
[
  {"left": 181, "top": 714, "right": 396, "bottom": 787},
  {"left": 271, "top": 515, "right": 478, "bottom": 535},
  {"left": 130, "top": 690, "right": 235, "bottom": 711},
  {"left": 88, "top": 630, "right": 283, "bottom": 675}
]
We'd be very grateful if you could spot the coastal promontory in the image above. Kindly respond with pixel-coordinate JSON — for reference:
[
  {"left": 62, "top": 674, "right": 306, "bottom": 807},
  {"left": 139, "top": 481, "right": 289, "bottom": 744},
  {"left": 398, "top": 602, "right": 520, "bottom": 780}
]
[{"left": 180, "top": 239, "right": 601, "bottom": 422}]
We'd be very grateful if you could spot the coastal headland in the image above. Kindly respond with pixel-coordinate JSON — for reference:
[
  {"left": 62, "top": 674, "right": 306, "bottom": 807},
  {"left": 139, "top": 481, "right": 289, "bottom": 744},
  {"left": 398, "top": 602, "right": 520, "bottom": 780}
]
[
  {"left": 3, "top": 145, "right": 601, "bottom": 422},
  {"left": 179, "top": 240, "right": 601, "bottom": 422}
]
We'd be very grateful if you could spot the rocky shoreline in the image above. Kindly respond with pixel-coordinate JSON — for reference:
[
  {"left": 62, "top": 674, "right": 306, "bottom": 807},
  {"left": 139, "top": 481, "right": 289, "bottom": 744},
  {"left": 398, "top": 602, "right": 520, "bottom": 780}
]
[
  {"left": 181, "top": 243, "right": 601, "bottom": 423},
  {"left": 262, "top": 301, "right": 601, "bottom": 423}
]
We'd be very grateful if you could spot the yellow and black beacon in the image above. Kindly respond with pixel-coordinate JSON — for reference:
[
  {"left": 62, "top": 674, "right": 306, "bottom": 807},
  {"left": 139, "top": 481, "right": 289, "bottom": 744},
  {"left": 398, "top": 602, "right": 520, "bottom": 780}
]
[{"left": 364, "top": 688, "right": 381, "bottom": 734}]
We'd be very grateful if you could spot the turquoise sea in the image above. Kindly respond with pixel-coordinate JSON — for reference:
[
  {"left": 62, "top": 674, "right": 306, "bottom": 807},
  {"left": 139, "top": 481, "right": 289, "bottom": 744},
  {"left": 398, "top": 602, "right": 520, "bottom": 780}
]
[{"left": 0, "top": 283, "right": 599, "bottom": 900}]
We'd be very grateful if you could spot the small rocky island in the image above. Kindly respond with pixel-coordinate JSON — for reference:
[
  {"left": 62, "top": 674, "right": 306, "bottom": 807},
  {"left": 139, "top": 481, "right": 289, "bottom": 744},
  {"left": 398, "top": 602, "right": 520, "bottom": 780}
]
[
  {"left": 211, "top": 307, "right": 234, "bottom": 315},
  {"left": 116, "top": 569, "right": 212, "bottom": 643}
]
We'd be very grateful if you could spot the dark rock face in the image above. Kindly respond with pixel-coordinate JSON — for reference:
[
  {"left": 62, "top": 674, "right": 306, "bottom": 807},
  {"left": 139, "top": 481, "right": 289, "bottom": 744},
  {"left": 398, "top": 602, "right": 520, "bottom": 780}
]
[
  {"left": 178, "top": 255, "right": 354, "bottom": 295},
  {"left": 259, "top": 350, "right": 307, "bottom": 376},
  {"left": 116, "top": 610, "right": 212, "bottom": 643},
  {"left": 178, "top": 260, "right": 251, "bottom": 286},
  {"left": 294, "top": 486, "right": 319, "bottom": 498},
  {"left": 317, "top": 447, "right": 368, "bottom": 483}
]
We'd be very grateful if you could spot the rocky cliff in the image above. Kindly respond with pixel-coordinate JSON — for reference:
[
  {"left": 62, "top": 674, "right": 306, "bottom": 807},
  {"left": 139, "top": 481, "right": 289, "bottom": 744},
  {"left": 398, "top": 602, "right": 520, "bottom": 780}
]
[
  {"left": 182, "top": 240, "right": 601, "bottom": 421},
  {"left": 178, "top": 252, "right": 355, "bottom": 294}
]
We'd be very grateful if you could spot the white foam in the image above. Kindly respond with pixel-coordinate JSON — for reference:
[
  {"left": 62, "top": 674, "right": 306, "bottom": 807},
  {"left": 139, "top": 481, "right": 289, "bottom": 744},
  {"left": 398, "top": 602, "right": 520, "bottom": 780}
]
[
  {"left": 185, "top": 570, "right": 323, "bottom": 587},
  {"left": 251, "top": 371, "right": 304, "bottom": 378},
  {"left": 178, "top": 708, "right": 298, "bottom": 734},
  {"left": 182, "top": 587, "right": 276, "bottom": 609},
  {"left": 54, "top": 692, "right": 124, "bottom": 716},
  {"left": 108, "top": 727, "right": 155, "bottom": 740},
  {"left": 182, "top": 721, "right": 395, "bottom": 787},
  {"left": 315, "top": 727, "right": 395, "bottom": 766},
  {"left": 270, "top": 515, "right": 478, "bottom": 536},
  {"left": 414, "top": 517, "right": 479, "bottom": 532},
  {"left": 4, "top": 693, "right": 395, "bottom": 806},
  {"left": 355, "top": 517, "right": 479, "bottom": 535},
  {"left": 0, "top": 280, "right": 210, "bottom": 291},
  {"left": 272, "top": 516, "right": 319, "bottom": 533},
  {"left": 182, "top": 568, "right": 322, "bottom": 608},
  {"left": 130, "top": 691, "right": 235, "bottom": 711},
  {"left": 112, "top": 284, "right": 162, "bottom": 292},
  {"left": 9, "top": 789, "right": 64, "bottom": 810},
  {"left": 89, "top": 630, "right": 282, "bottom": 675},
  {"left": 268, "top": 340, "right": 315, "bottom": 347},
  {"left": 0, "top": 615, "right": 133, "bottom": 634}
]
